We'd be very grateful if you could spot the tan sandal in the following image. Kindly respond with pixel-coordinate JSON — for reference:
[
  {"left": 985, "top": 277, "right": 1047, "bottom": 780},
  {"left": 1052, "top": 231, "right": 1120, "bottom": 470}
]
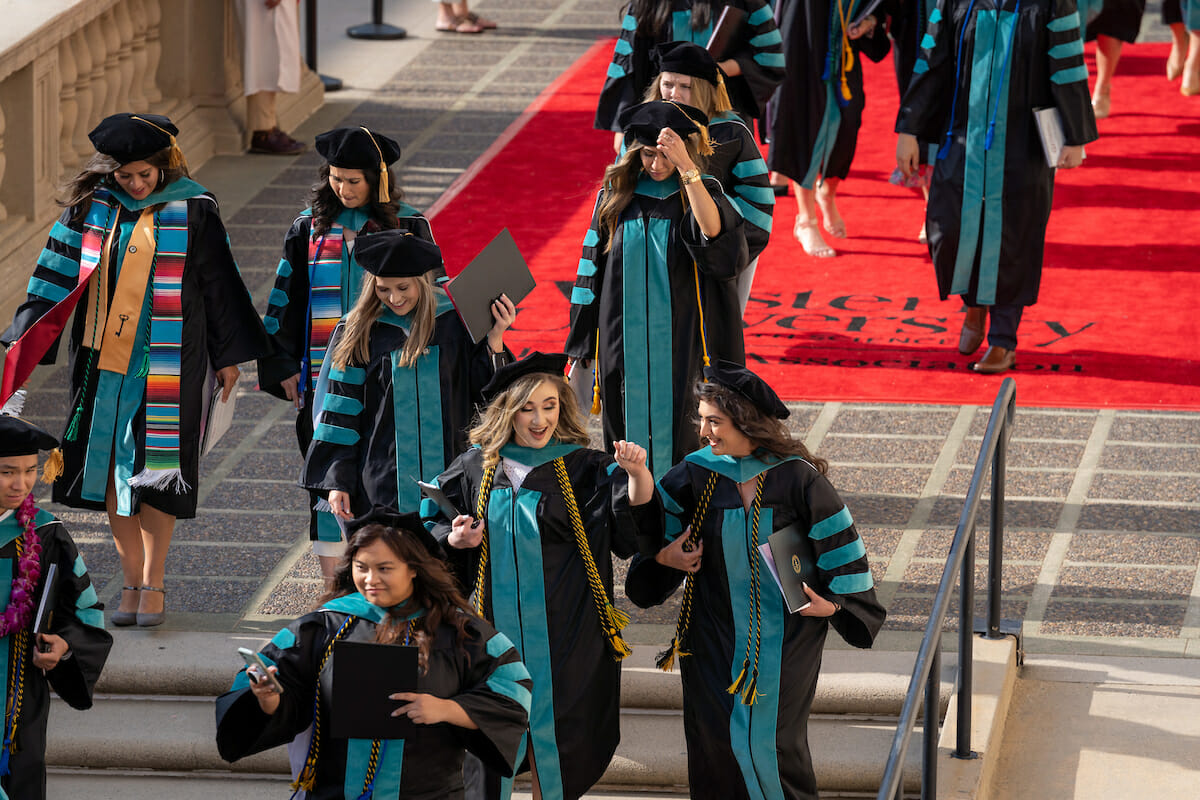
[{"left": 436, "top": 14, "right": 484, "bottom": 33}]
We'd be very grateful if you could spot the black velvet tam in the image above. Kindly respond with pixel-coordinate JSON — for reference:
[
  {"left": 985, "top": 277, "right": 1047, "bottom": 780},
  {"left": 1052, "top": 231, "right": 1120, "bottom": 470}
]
[
  {"left": 0, "top": 414, "right": 58, "bottom": 457},
  {"left": 481, "top": 352, "right": 569, "bottom": 403},
  {"left": 88, "top": 113, "right": 178, "bottom": 164},
  {"left": 354, "top": 230, "right": 444, "bottom": 278},
  {"left": 653, "top": 41, "right": 721, "bottom": 85},
  {"left": 315, "top": 127, "right": 402, "bottom": 170},
  {"left": 703, "top": 359, "right": 790, "bottom": 419},
  {"left": 618, "top": 100, "right": 709, "bottom": 147}
]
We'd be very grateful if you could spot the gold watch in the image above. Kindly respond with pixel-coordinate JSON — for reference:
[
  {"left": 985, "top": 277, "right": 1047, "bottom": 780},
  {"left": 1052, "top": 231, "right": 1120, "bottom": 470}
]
[{"left": 679, "top": 168, "right": 701, "bottom": 185}]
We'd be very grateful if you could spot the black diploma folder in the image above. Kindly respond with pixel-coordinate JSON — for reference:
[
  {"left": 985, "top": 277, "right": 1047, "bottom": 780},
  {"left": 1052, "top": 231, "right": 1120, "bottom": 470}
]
[
  {"left": 34, "top": 563, "right": 58, "bottom": 635},
  {"left": 444, "top": 229, "right": 536, "bottom": 343},
  {"left": 706, "top": 6, "right": 749, "bottom": 61},
  {"left": 416, "top": 479, "right": 463, "bottom": 519},
  {"left": 331, "top": 640, "right": 419, "bottom": 740},
  {"left": 764, "top": 523, "right": 823, "bottom": 614}
]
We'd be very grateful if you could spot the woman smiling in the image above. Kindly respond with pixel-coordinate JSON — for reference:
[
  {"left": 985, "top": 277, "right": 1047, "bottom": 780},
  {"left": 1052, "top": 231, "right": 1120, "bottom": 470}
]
[{"left": 428, "top": 352, "right": 654, "bottom": 800}]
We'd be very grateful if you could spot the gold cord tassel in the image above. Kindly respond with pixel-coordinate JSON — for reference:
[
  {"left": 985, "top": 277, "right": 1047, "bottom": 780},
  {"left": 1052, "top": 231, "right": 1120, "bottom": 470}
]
[
  {"left": 742, "top": 670, "right": 762, "bottom": 705},
  {"left": 727, "top": 659, "right": 749, "bottom": 696},
  {"left": 655, "top": 641, "right": 679, "bottom": 672},
  {"left": 360, "top": 126, "right": 391, "bottom": 203},
  {"left": 41, "top": 448, "right": 64, "bottom": 484},
  {"left": 590, "top": 336, "right": 601, "bottom": 415}
]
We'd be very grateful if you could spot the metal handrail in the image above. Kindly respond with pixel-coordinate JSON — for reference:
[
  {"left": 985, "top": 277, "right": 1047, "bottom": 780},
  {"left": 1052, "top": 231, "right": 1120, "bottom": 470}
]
[{"left": 876, "top": 377, "right": 1017, "bottom": 800}]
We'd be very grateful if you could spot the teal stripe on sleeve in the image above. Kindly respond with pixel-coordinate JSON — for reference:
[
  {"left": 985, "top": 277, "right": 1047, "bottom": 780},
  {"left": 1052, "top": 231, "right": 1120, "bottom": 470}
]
[
  {"left": 615, "top": 38, "right": 633, "bottom": 55},
  {"left": 487, "top": 662, "right": 534, "bottom": 712},
  {"left": 810, "top": 505, "right": 854, "bottom": 540},
  {"left": 314, "top": 423, "right": 359, "bottom": 446},
  {"left": 817, "top": 538, "right": 867, "bottom": 570},
  {"left": 275, "top": 257, "right": 292, "bottom": 278},
  {"left": 1048, "top": 39, "right": 1084, "bottom": 59},
  {"left": 49, "top": 220, "right": 83, "bottom": 248},
  {"left": 570, "top": 286, "right": 595, "bottom": 305},
  {"left": 607, "top": 62, "right": 626, "bottom": 79},
  {"left": 830, "top": 570, "right": 875, "bottom": 594},
  {"left": 734, "top": 200, "right": 774, "bottom": 233},
  {"left": 576, "top": 258, "right": 597, "bottom": 277},
  {"left": 583, "top": 229, "right": 600, "bottom": 247},
  {"left": 732, "top": 158, "right": 768, "bottom": 179},
  {"left": 754, "top": 52, "right": 785, "bottom": 68},
  {"left": 621, "top": 13, "right": 637, "bottom": 30},
  {"left": 72, "top": 554, "right": 87, "bottom": 578},
  {"left": 37, "top": 247, "right": 79, "bottom": 277},
  {"left": 486, "top": 631, "right": 517, "bottom": 658},
  {"left": 330, "top": 365, "right": 366, "bottom": 384},
  {"left": 750, "top": 30, "right": 783, "bottom": 47},
  {"left": 77, "top": 607, "right": 104, "bottom": 629},
  {"left": 263, "top": 316, "right": 279, "bottom": 334},
  {"left": 76, "top": 584, "right": 99, "bottom": 610},
  {"left": 921, "top": 32, "right": 936, "bottom": 49},
  {"left": 748, "top": 5, "right": 773, "bottom": 24},
  {"left": 27, "top": 276, "right": 70, "bottom": 304},
  {"left": 270, "top": 627, "right": 297, "bottom": 649},
  {"left": 930, "top": 7, "right": 943, "bottom": 23},
  {"left": 1047, "top": 11, "right": 1080, "bottom": 31},
  {"left": 734, "top": 183, "right": 777, "bottom": 205},
  {"left": 914, "top": 59, "right": 930, "bottom": 74},
  {"left": 267, "top": 288, "right": 289, "bottom": 307},
  {"left": 1051, "top": 65, "right": 1089, "bottom": 84},
  {"left": 323, "top": 393, "right": 364, "bottom": 416}
]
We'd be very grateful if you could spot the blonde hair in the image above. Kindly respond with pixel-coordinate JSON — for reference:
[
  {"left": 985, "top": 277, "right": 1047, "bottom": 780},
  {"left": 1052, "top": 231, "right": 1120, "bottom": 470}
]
[
  {"left": 330, "top": 273, "right": 437, "bottom": 369},
  {"left": 598, "top": 132, "right": 712, "bottom": 252},
  {"left": 642, "top": 72, "right": 734, "bottom": 117},
  {"left": 469, "top": 374, "right": 591, "bottom": 468}
]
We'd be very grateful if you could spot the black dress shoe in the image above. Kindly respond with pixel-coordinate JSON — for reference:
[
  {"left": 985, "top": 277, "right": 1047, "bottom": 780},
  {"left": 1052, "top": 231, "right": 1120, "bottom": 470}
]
[
  {"left": 250, "top": 128, "right": 306, "bottom": 155},
  {"left": 971, "top": 346, "right": 1015, "bottom": 374},
  {"left": 958, "top": 306, "right": 986, "bottom": 355}
]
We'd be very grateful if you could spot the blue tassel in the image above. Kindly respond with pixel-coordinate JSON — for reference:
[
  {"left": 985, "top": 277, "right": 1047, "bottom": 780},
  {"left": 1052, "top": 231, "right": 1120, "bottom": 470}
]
[
  {"left": 0, "top": 739, "right": 12, "bottom": 776},
  {"left": 937, "top": 133, "right": 952, "bottom": 161},
  {"left": 985, "top": 122, "right": 996, "bottom": 151}
]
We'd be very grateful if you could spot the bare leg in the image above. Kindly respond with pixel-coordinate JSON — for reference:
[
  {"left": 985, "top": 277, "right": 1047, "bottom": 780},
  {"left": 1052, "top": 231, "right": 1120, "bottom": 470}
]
[
  {"left": 793, "top": 181, "right": 836, "bottom": 257},
  {"left": 1184, "top": 31, "right": 1200, "bottom": 95},
  {"left": 1167, "top": 22, "right": 1187, "bottom": 80},
  {"left": 1091, "top": 35, "right": 1123, "bottom": 118},
  {"left": 318, "top": 555, "right": 340, "bottom": 592},
  {"left": 918, "top": 184, "right": 930, "bottom": 243},
  {"left": 106, "top": 479, "right": 145, "bottom": 616},
  {"left": 138, "top": 503, "right": 176, "bottom": 615},
  {"left": 815, "top": 177, "right": 846, "bottom": 238}
]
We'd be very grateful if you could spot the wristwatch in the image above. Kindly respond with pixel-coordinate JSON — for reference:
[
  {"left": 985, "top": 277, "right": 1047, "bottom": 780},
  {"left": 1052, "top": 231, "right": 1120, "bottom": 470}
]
[{"left": 679, "top": 168, "right": 701, "bottom": 186}]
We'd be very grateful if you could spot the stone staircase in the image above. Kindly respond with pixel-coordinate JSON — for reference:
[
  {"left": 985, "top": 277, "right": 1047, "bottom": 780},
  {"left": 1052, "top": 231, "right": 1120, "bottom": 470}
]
[{"left": 46, "top": 631, "right": 940, "bottom": 798}]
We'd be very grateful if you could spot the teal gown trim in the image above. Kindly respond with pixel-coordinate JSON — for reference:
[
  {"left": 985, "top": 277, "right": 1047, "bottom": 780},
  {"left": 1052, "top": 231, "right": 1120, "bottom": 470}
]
[
  {"left": 498, "top": 441, "right": 581, "bottom": 469},
  {"left": 684, "top": 446, "right": 803, "bottom": 484}
]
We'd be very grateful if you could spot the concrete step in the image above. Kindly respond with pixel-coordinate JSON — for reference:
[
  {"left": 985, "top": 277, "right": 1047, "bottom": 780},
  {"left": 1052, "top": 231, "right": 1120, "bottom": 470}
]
[
  {"left": 48, "top": 770, "right": 291, "bottom": 800},
  {"left": 49, "top": 694, "right": 922, "bottom": 794}
]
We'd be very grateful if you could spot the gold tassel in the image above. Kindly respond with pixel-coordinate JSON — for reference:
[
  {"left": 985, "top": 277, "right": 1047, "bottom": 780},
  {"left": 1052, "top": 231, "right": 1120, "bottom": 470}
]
[
  {"left": 608, "top": 630, "right": 633, "bottom": 659},
  {"left": 590, "top": 335, "right": 601, "bottom": 415},
  {"left": 741, "top": 672, "right": 762, "bottom": 706},
  {"left": 608, "top": 603, "right": 631, "bottom": 629},
  {"left": 41, "top": 448, "right": 64, "bottom": 484},
  {"left": 727, "top": 660, "right": 748, "bottom": 696},
  {"left": 359, "top": 126, "right": 391, "bottom": 203},
  {"left": 656, "top": 642, "right": 678, "bottom": 672},
  {"left": 840, "top": 72, "right": 852, "bottom": 102}
]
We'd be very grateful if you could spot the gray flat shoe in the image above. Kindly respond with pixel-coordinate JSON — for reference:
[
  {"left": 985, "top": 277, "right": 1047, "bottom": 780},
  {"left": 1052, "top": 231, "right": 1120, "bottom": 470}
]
[
  {"left": 136, "top": 585, "right": 166, "bottom": 627},
  {"left": 112, "top": 586, "right": 139, "bottom": 627}
]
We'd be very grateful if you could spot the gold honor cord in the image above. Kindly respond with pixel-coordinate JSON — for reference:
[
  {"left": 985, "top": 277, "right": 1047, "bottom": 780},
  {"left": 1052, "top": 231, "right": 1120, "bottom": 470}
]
[
  {"left": 291, "top": 616, "right": 356, "bottom": 794},
  {"left": 656, "top": 471, "right": 720, "bottom": 671},
  {"left": 359, "top": 738, "right": 384, "bottom": 798},
  {"left": 727, "top": 475, "right": 766, "bottom": 705},
  {"left": 470, "top": 465, "right": 498, "bottom": 615},
  {"left": 554, "top": 458, "right": 632, "bottom": 660},
  {"left": 835, "top": 0, "right": 855, "bottom": 102}
]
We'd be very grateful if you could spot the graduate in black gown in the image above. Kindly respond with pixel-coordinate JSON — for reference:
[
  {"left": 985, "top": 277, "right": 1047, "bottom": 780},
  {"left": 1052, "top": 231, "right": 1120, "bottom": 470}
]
[
  {"left": 766, "top": 0, "right": 892, "bottom": 258},
  {"left": 428, "top": 353, "right": 655, "bottom": 800},
  {"left": 302, "top": 230, "right": 515, "bottom": 522},
  {"left": 625, "top": 362, "right": 886, "bottom": 800},
  {"left": 0, "top": 112, "right": 270, "bottom": 627},
  {"left": 257, "top": 126, "right": 438, "bottom": 581},
  {"left": 216, "top": 508, "right": 531, "bottom": 799},
  {"left": 0, "top": 405, "right": 113, "bottom": 800},
  {"left": 895, "top": 0, "right": 1097, "bottom": 373},
  {"left": 594, "top": 0, "right": 786, "bottom": 150},
  {"left": 565, "top": 101, "right": 747, "bottom": 479},
  {"left": 642, "top": 42, "right": 775, "bottom": 313}
]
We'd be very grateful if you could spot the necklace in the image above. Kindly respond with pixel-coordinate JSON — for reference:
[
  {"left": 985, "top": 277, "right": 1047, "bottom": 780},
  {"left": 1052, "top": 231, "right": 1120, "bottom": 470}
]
[{"left": 0, "top": 495, "right": 42, "bottom": 638}]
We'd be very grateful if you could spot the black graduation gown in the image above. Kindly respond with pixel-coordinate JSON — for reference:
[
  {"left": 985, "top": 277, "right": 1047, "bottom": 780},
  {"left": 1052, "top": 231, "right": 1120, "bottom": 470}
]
[
  {"left": 708, "top": 112, "right": 776, "bottom": 262},
  {"left": 428, "top": 443, "right": 639, "bottom": 800},
  {"left": 594, "top": 0, "right": 786, "bottom": 131},
  {"left": 0, "top": 182, "right": 271, "bottom": 519},
  {"left": 895, "top": 0, "right": 1098, "bottom": 306},
  {"left": 564, "top": 178, "right": 747, "bottom": 479},
  {"left": 626, "top": 448, "right": 886, "bottom": 800},
  {"left": 257, "top": 203, "right": 436, "bottom": 542},
  {"left": 302, "top": 294, "right": 505, "bottom": 517},
  {"left": 766, "top": 0, "right": 892, "bottom": 187},
  {"left": 0, "top": 508, "right": 113, "bottom": 800},
  {"left": 215, "top": 593, "right": 531, "bottom": 800}
]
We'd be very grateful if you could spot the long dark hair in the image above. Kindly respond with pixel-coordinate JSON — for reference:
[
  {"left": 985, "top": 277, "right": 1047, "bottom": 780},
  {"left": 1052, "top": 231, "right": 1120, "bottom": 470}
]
[
  {"left": 60, "top": 147, "right": 189, "bottom": 224},
  {"left": 694, "top": 381, "right": 829, "bottom": 474},
  {"left": 627, "top": 0, "right": 715, "bottom": 38},
  {"left": 321, "top": 523, "right": 479, "bottom": 672},
  {"left": 309, "top": 163, "right": 403, "bottom": 237}
]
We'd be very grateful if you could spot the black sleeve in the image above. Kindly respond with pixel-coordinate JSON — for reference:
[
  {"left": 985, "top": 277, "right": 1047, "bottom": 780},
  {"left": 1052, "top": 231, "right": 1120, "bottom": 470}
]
[
  {"left": 1045, "top": 0, "right": 1099, "bottom": 146},
  {"left": 451, "top": 618, "right": 533, "bottom": 776},
  {"left": 895, "top": 0, "right": 954, "bottom": 142},
  {"left": 725, "top": 0, "right": 788, "bottom": 118},
  {"left": 681, "top": 180, "right": 749, "bottom": 283},
  {"left": 43, "top": 523, "right": 113, "bottom": 710},
  {"left": 564, "top": 192, "right": 608, "bottom": 361},
  {"left": 1, "top": 207, "right": 85, "bottom": 360},
  {"left": 258, "top": 216, "right": 314, "bottom": 400}
]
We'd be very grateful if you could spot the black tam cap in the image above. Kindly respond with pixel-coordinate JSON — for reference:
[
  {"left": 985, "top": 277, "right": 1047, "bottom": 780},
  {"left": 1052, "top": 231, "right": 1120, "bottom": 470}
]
[
  {"left": 0, "top": 413, "right": 58, "bottom": 458},
  {"left": 347, "top": 505, "right": 440, "bottom": 558},
  {"left": 315, "top": 127, "right": 402, "bottom": 170},
  {"left": 653, "top": 41, "right": 721, "bottom": 86},
  {"left": 703, "top": 360, "right": 790, "bottom": 420},
  {"left": 354, "top": 230, "right": 444, "bottom": 278},
  {"left": 481, "top": 352, "right": 569, "bottom": 404},
  {"left": 618, "top": 100, "right": 709, "bottom": 148},
  {"left": 88, "top": 113, "right": 180, "bottom": 165}
]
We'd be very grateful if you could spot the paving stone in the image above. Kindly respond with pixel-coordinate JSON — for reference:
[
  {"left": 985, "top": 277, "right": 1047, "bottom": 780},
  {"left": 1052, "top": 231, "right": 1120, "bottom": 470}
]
[
  {"left": 970, "top": 409, "right": 1097, "bottom": 439},
  {"left": 1065, "top": 532, "right": 1200, "bottom": 566},
  {"left": 164, "top": 543, "right": 291, "bottom": 578},
  {"left": 1040, "top": 601, "right": 1185, "bottom": 638},
  {"left": 108, "top": 579, "right": 259, "bottom": 614},
  {"left": 1108, "top": 415, "right": 1200, "bottom": 445},
  {"left": 840, "top": 494, "right": 918, "bottom": 526},
  {"left": 831, "top": 466, "right": 931, "bottom": 495},
  {"left": 1053, "top": 566, "right": 1194, "bottom": 599},
  {"left": 928, "top": 497, "right": 1064, "bottom": 529},
  {"left": 1098, "top": 444, "right": 1200, "bottom": 472},
  {"left": 1088, "top": 472, "right": 1200, "bottom": 503},
  {"left": 941, "top": 466, "right": 1075, "bottom": 498},
  {"left": 202, "top": 480, "right": 310, "bottom": 513},
  {"left": 899, "top": 561, "right": 1041, "bottom": 596},
  {"left": 227, "top": 224, "right": 290, "bottom": 249},
  {"left": 1076, "top": 503, "right": 1200, "bottom": 533},
  {"left": 172, "top": 513, "right": 305, "bottom": 545},
  {"left": 75, "top": 541, "right": 121, "bottom": 576},
  {"left": 257, "top": 580, "right": 324, "bottom": 616},
  {"left": 883, "top": 595, "right": 1029, "bottom": 633},
  {"left": 958, "top": 438, "right": 1086, "bottom": 469},
  {"left": 821, "top": 436, "right": 945, "bottom": 464},
  {"left": 860, "top": 528, "right": 904, "bottom": 562},
  {"left": 830, "top": 408, "right": 959, "bottom": 436},
  {"left": 913, "top": 529, "right": 1054, "bottom": 563},
  {"left": 225, "top": 450, "right": 304, "bottom": 481}
]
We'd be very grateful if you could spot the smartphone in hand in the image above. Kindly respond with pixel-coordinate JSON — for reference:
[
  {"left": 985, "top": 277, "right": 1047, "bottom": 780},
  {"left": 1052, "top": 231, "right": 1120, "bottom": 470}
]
[{"left": 238, "top": 647, "right": 284, "bottom": 694}]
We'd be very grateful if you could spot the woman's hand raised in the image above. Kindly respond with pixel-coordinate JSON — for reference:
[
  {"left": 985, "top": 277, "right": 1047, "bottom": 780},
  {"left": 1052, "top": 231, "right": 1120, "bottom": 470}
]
[{"left": 487, "top": 293, "right": 517, "bottom": 354}]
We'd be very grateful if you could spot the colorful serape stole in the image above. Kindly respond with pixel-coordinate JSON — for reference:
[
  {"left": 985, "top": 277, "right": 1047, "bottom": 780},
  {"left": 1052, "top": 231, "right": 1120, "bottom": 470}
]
[
  {"left": 305, "top": 226, "right": 345, "bottom": 391},
  {"left": 130, "top": 200, "right": 189, "bottom": 490}
]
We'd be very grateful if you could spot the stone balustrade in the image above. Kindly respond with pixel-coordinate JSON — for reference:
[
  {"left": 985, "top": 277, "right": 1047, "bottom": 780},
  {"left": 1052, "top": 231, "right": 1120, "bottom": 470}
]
[{"left": 0, "top": 0, "right": 323, "bottom": 322}]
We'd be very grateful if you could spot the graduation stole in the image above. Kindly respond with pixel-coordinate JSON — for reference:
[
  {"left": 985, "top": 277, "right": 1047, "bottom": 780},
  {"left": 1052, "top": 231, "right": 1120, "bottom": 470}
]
[
  {"left": 305, "top": 208, "right": 368, "bottom": 390},
  {"left": 470, "top": 448, "right": 632, "bottom": 660}
]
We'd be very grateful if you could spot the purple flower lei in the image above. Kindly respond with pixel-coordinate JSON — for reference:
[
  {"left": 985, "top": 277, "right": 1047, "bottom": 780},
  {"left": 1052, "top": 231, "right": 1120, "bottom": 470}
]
[{"left": 0, "top": 494, "right": 42, "bottom": 638}]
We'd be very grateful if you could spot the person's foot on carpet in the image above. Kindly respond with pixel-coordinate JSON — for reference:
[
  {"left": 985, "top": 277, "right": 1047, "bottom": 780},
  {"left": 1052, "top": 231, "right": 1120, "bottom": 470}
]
[
  {"left": 436, "top": 13, "right": 484, "bottom": 32},
  {"left": 250, "top": 128, "right": 305, "bottom": 155},
  {"left": 1091, "top": 90, "right": 1111, "bottom": 119},
  {"left": 918, "top": 221, "right": 928, "bottom": 244},
  {"left": 971, "top": 346, "right": 1015, "bottom": 374},
  {"left": 815, "top": 183, "right": 846, "bottom": 238},
  {"left": 794, "top": 219, "right": 836, "bottom": 258},
  {"left": 1167, "top": 42, "right": 1184, "bottom": 81}
]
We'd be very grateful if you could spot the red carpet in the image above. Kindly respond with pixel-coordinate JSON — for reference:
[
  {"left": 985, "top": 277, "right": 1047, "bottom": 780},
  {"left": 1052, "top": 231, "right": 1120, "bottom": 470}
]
[{"left": 429, "top": 40, "right": 1200, "bottom": 410}]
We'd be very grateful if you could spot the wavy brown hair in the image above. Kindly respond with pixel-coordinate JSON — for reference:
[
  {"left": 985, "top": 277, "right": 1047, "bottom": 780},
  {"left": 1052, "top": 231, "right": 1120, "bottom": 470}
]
[
  {"left": 469, "top": 373, "right": 591, "bottom": 469},
  {"left": 60, "top": 147, "right": 190, "bottom": 224},
  {"left": 694, "top": 380, "right": 828, "bottom": 474},
  {"left": 309, "top": 162, "right": 403, "bottom": 237},
  {"left": 321, "top": 522, "right": 480, "bottom": 672},
  {"left": 330, "top": 273, "right": 437, "bottom": 370}
]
